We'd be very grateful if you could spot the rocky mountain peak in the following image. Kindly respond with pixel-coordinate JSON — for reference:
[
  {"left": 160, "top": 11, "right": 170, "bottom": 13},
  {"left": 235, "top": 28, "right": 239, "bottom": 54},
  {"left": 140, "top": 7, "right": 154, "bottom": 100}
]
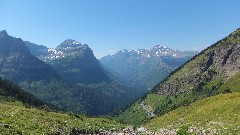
[
  {"left": 0, "top": 30, "right": 31, "bottom": 55},
  {"left": 61, "top": 39, "right": 81, "bottom": 45},
  {"left": 112, "top": 45, "right": 197, "bottom": 58},
  {"left": 0, "top": 30, "right": 8, "bottom": 38},
  {"left": 153, "top": 45, "right": 168, "bottom": 49},
  {"left": 56, "top": 39, "right": 88, "bottom": 50},
  {"left": 26, "top": 39, "right": 94, "bottom": 63}
]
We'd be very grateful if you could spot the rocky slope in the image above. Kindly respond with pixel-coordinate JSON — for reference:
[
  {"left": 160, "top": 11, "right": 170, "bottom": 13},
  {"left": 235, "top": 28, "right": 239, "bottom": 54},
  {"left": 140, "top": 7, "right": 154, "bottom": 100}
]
[
  {"left": 100, "top": 45, "right": 197, "bottom": 89},
  {"left": 117, "top": 28, "right": 240, "bottom": 125}
]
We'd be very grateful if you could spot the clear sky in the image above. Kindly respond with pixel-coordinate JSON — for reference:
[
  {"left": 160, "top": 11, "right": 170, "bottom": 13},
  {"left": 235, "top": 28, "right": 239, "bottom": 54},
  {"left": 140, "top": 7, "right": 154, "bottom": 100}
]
[{"left": 0, "top": 0, "right": 239, "bottom": 58}]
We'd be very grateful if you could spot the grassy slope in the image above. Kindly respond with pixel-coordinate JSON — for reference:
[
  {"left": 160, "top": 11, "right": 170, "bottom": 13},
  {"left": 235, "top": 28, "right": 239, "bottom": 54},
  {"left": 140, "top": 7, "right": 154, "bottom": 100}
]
[
  {"left": 118, "top": 69, "right": 240, "bottom": 126},
  {"left": 145, "top": 92, "right": 240, "bottom": 134},
  {"left": 218, "top": 72, "right": 240, "bottom": 92},
  {"left": 0, "top": 101, "right": 124, "bottom": 134}
]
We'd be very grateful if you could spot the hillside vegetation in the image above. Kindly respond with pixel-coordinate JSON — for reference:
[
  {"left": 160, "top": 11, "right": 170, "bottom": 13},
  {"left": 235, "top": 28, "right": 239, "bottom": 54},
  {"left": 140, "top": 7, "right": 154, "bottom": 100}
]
[
  {"left": 145, "top": 93, "right": 240, "bottom": 134},
  {"left": 0, "top": 101, "right": 124, "bottom": 134},
  {"left": 0, "top": 78, "right": 46, "bottom": 108},
  {"left": 117, "top": 28, "right": 240, "bottom": 125}
]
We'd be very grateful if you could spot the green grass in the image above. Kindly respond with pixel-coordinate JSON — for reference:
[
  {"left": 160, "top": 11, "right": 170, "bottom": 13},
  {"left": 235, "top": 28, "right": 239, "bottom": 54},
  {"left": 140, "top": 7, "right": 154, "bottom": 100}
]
[
  {"left": 0, "top": 101, "right": 125, "bottom": 134},
  {"left": 116, "top": 102, "right": 149, "bottom": 126},
  {"left": 145, "top": 92, "right": 240, "bottom": 134},
  {"left": 218, "top": 72, "right": 240, "bottom": 93},
  {"left": 145, "top": 94, "right": 167, "bottom": 111}
]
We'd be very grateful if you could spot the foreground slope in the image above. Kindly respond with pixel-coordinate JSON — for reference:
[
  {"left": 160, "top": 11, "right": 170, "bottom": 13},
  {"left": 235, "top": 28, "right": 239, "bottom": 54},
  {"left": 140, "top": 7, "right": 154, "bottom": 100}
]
[
  {"left": 0, "top": 101, "right": 124, "bottom": 134},
  {"left": 117, "top": 28, "right": 240, "bottom": 125},
  {"left": 145, "top": 93, "right": 240, "bottom": 134}
]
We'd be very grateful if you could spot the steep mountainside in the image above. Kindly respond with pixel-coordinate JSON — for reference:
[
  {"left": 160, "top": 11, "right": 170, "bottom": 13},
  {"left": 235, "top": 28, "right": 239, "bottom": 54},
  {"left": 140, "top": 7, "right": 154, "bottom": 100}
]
[
  {"left": 50, "top": 40, "right": 110, "bottom": 84},
  {"left": 100, "top": 46, "right": 197, "bottom": 89},
  {"left": 26, "top": 39, "right": 110, "bottom": 84},
  {"left": 117, "top": 28, "right": 240, "bottom": 125},
  {"left": 0, "top": 30, "right": 60, "bottom": 83},
  {"left": 24, "top": 41, "right": 48, "bottom": 57}
]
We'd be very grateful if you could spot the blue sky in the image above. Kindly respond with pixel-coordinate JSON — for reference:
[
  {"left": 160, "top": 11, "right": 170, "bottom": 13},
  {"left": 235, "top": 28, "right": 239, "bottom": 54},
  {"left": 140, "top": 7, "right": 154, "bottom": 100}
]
[{"left": 0, "top": 0, "right": 239, "bottom": 58}]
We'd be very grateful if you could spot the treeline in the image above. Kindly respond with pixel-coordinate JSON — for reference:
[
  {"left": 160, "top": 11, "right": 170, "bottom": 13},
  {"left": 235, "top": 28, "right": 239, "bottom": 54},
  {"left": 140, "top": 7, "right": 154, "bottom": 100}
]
[{"left": 0, "top": 77, "right": 48, "bottom": 107}]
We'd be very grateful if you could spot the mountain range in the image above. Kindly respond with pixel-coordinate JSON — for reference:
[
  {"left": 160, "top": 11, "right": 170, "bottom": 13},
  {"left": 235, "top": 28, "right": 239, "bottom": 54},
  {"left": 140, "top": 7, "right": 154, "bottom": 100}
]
[
  {"left": 100, "top": 45, "right": 197, "bottom": 89},
  {"left": 0, "top": 30, "right": 142, "bottom": 115}
]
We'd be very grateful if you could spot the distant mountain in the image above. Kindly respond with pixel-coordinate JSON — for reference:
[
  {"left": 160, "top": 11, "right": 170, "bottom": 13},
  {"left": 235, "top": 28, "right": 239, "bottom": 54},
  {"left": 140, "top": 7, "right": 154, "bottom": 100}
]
[
  {"left": 100, "top": 45, "right": 197, "bottom": 89},
  {"left": 24, "top": 41, "right": 48, "bottom": 57},
  {"left": 0, "top": 30, "right": 61, "bottom": 83},
  {"left": 26, "top": 39, "right": 110, "bottom": 84},
  {"left": 117, "top": 28, "right": 240, "bottom": 125},
  {"left": 48, "top": 39, "right": 111, "bottom": 84}
]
